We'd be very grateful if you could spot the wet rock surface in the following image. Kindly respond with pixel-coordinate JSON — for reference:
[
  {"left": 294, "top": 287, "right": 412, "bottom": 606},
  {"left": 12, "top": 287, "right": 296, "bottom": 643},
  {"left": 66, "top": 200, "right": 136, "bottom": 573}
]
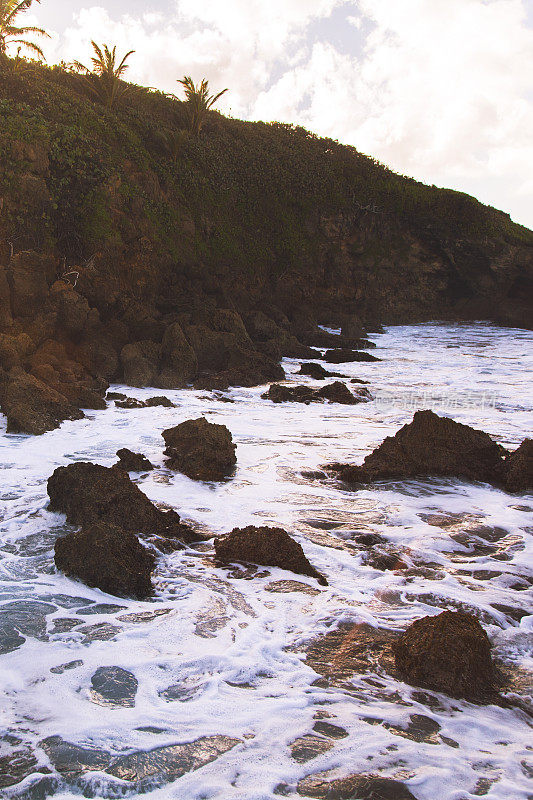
[
  {"left": 163, "top": 417, "right": 237, "bottom": 481},
  {"left": 394, "top": 611, "right": 496, "bottom": 701},
  {"left": 90, "top": 666, "right": 139, "bottom": 707},
  {"left": 54, "top": 521, "right": 156, "bottom": 599},
  {"left": 114, "top": 448, "right": 154, "bottom": 472},
  {"left": 262, "top": 382, "right": 371, "bottom": 405},
  {"left": 297, "top": 773, "right": 418, "bottom": 799},
  {"left": 329, "top": 410, "right": 508, "bottom": 487},
  {"left": 47, "top": 461, "right": 197, "bottom": 541},
  {"left": 215, "top": 525, "right": 328, "bottom": 585}
]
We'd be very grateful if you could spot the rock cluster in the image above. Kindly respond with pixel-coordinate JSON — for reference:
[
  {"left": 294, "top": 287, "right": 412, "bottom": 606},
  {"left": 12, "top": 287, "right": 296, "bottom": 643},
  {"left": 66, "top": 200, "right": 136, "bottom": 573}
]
[
  {"left": 329, "top": 409, "right": 531, "bottom": 492},
  {"left": 49, "top": 461, "right": 201, "bottom": 597},
  {"left": 262, "top": 382, "right": 372, "bottom": 405},
  {"left": 215, "top": 525, "right": 327, "bottom": 585},
  {"left": 162, "top": 417, "right": 237, "bottom": 481}
]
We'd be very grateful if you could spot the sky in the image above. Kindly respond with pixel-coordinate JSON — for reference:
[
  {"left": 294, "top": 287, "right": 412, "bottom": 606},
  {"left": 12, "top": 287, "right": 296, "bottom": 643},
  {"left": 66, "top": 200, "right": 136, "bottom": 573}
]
[{"left": 18, "top": 0, "right": 533, "bottom": 230}]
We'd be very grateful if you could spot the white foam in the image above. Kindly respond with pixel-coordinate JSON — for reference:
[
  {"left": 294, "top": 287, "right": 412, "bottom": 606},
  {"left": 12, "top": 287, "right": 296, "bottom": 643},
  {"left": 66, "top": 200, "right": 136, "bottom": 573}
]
[{"left": 0, "top": 322, "right": 531, "bottom": 799}]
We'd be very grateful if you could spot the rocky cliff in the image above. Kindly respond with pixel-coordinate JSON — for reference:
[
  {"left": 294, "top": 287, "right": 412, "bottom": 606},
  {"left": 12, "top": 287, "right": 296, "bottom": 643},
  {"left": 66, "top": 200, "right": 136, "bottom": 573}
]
[{"left": 0, "top": 64, "right": 532, "bottom": 433}]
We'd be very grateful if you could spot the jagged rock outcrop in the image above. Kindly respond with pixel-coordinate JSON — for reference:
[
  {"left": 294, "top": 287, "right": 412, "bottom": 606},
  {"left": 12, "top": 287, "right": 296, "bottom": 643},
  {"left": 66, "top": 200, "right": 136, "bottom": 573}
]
[
  {"left": 162, "top": 417, "right": 237, "bottom": 481},
  {"left": 54, "top": 521, "right": 155, "bottom": 599},
  {"left": 47, "top": 462, "right": 197, "bottom": 542},
  {"left": 504, "top": 438, "right": 533, "bottom": 493},
  {"left": 393, "top": 610, "right": 496, "bottom": 701},
  {"left": 215, "top": 525, "right": 327, "bottom": 585},
  {"left": 330, "top": 410, "right": 507, "bottom": 486},
  {"left": 1, "top": 367, "right": 84, "bottom": 435}
]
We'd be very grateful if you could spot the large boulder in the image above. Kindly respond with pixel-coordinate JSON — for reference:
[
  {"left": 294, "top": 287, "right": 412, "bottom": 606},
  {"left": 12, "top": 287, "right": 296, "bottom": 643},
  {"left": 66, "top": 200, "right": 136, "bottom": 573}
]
[
  {"left": 55, "top": 522, "right": 155, "bottom": 599},
  {"left": 158, "top": 322, "right": 197, "bottom": 388},
  {"left": 332, "top": 410, "right": 507, "bottom": 485},
  {"left": 47, "top": 462, "right": 197, "bottom": 542},
  {"left": 162, "top": 417, "right": 236, "bottom": 481},
  {"left": 1, "top": 367, "right": 84, "bottom": 435},
  {"left": 120, "top": 341, "right": 161, "bottom": 387},
  {"left": 393, "top": 610, "right": 496, "bottom": 701},
  {"left": 215, "top": 525, "right": 327, "bottom": 585},
  {"left": 504, "top": 438, "right": 533, "bottom": 493}
]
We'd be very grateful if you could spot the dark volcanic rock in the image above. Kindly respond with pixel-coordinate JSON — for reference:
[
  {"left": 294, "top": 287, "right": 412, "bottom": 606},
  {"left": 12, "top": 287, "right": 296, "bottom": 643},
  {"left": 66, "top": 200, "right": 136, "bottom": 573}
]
[
  {"left": 324, "top": 349, "right": 380, "bottom": 363},
  {"left": 262, "top": 384, "right": 316, "bottom": 404},
  {"left": 331, "top": 410, "right": 507, "bottom": 486},
  {"left": 90, "top": 666, "right": 139, "bottom": 707},
  {"left": 297, "top": 362, "right": 341, "bottom": 379},
  {"left": 47, "top": 462, "right": 196, "bottom": 541},
  {"left": 115, "top": 449, "right": 154, "bottom": 472},
  {"left": 316, "top": 381, "right": 371, "bottom": 404},
  {"left": 1, "top": 367, "right": 84, "bottom": 435},
  {"left": 54, "top": 522, "right": 155, "bottom": 599},
  {"left": 163, "top": 417, "right": 236, "bottom": 481},
  {"left": 393, "top": 610, "right": 496, "bottom": 701},
  {"left": 215, "top": 525, "right": 327, "bottom": 585},
  {"left": 262, "top": 382, "right": 370, "bottom": 405},
  {"left": 297, "top": 773, "right": 417, "bottom": 799},
  {"left": 145, "top": 395, "right": 176, "bottom": 407},
  {"left": 504, "top": 438, "right": 533, "bottom": 493}
]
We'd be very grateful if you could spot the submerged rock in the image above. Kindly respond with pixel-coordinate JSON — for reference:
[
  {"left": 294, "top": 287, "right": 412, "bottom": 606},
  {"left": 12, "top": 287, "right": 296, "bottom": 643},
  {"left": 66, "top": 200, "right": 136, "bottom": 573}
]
[
  {"left": 262, "top": 382, "right": 371, "bottom": 405},
  {"left": 163, "top": 417, "right": 236, "bottom": 481},
  {"left": 47, "top": 461, "right": 197, "bottom": 541},
  {"left": 116, "top": 397, "right": 146, "bottom": 409},
  {"left": 1, "top": 367, "right": 84, "bottom": 435},
  {"left": 90, "top": 666, "right": 139, "bottom": 707},
  {"left": 115, "top": 448, "right": 154, "bottom": 472},
  {"left": 297, "top": 772, "right": 417, "bottom": 799},
  {"left": 324, "top": 349, "right": 380, "bottom": 363},
  {"left": 393, "top": 610, "right": 496, "bottom": 701},
  {"left": 504, "top": 438, "right": 533, "bottom": 493},
  {"left": 330, "top": 410, "right": 507, "bottom": 486},
  {"left": 54, "top": 522, "right": 155, "bottom": 599},
  {"left": 215, "top": 525, "right": 327, "bottom": 585}
]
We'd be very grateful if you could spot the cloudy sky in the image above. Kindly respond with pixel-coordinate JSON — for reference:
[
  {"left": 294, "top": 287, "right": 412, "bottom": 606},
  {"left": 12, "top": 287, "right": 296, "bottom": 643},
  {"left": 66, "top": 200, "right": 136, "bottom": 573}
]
[{"left": 22, "top": 0, "right": 533, "bottom": 229}]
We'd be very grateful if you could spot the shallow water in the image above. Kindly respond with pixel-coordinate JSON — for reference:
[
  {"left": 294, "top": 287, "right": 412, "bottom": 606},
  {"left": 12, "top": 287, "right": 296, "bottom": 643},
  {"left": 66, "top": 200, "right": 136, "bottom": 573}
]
[{"left": 0, "top": 322, "right": 532, "bottom": 799}]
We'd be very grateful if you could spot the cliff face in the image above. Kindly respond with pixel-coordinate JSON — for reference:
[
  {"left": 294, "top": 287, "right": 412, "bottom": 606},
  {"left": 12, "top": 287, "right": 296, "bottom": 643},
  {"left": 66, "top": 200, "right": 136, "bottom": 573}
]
[{"left": 0, "top": 65, "right": 532, "bottom": 431}]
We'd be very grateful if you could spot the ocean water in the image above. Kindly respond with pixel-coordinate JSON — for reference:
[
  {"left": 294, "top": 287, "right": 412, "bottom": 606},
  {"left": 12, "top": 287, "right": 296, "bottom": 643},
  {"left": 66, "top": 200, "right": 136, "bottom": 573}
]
[{"left": 0, "top": 322, "right": 532, "bottom": 799}]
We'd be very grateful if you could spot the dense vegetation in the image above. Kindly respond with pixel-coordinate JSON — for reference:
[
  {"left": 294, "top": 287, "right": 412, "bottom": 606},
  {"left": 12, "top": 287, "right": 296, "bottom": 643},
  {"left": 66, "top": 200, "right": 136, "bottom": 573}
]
[{"left": 1, "top": 60, "right": 531, "bottom": 278}]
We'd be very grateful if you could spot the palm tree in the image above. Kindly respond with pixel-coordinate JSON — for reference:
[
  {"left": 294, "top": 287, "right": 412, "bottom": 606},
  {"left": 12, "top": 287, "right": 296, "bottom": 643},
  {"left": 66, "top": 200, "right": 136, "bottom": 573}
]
[
  {"left": 177, "top": 76, "right": 228, "bottom": 136},
  {"left": 0, "top": 0, "right": 49, "bottom": 62},
  {"left": 73, "top": 41, "right": 135, "bottom": 110}
]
